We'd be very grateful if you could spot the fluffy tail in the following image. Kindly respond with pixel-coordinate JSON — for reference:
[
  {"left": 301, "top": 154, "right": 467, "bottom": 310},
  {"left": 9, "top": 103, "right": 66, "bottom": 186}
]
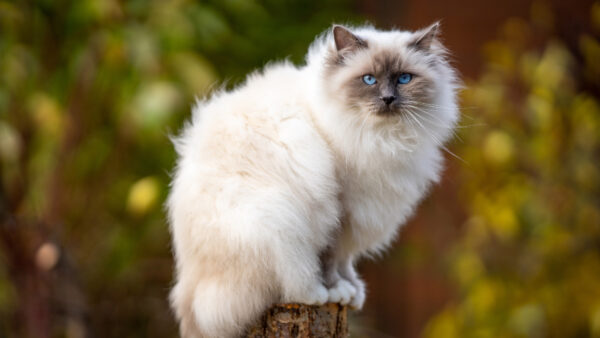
[{"left": 170, "top": 274, "right": 274, "bottom": 338}]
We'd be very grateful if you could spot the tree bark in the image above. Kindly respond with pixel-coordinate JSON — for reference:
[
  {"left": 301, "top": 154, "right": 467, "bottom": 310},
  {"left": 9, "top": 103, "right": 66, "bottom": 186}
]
[{"left": 244, "top": 303, "right": 348, "bottom": 338}]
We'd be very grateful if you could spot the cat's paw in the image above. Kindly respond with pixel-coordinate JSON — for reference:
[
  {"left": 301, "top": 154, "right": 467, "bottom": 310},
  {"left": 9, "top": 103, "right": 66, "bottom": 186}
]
[
  {"left": 308, "top": 283, "right": 329, "bottom": 305},
  {"left": 348, "top": 280, "right": 365, "bottom": 309},
  {"left": 292, "top": 283, "right": 329, "bottom": 305},
  {"left": 328, "top": 279, "right": 357, "bottom": 305}
]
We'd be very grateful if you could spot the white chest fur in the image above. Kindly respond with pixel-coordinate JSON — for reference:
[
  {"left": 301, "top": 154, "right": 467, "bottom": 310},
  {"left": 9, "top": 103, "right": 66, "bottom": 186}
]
[{"left": 334, "top": 137, "right": 443, "bottom": 256}]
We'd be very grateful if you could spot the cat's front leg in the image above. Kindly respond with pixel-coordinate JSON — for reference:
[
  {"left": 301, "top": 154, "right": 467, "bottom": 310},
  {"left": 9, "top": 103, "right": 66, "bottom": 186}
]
[
  {"left": 322, "top": 249, "right": 358, "bottom": 306},
  {"left": 337, "top": 258, "right": 366, "bottom": 309}
]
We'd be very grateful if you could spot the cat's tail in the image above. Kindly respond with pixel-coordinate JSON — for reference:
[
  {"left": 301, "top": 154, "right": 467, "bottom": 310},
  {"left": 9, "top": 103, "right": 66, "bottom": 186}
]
[{"left": 170, "top": 271, "right": 274, "bottom": 338}]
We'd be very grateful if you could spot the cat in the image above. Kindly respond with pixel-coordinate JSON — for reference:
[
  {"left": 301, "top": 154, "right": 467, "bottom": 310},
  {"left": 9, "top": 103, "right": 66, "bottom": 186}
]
[{"left": 167, "top": 22, "right": 459, "bottom": 337}]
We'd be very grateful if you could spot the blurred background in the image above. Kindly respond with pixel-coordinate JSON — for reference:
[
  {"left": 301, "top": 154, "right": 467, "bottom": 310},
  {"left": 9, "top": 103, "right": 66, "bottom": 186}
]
[{"left": 1, "top": 0, "right": 599, "bottom": 337}]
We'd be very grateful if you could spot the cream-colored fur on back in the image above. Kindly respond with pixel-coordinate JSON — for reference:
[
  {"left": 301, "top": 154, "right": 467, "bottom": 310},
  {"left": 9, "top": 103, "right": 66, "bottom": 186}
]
[{"left": 168, "top": 24, "right": 459, "bottom": 337}]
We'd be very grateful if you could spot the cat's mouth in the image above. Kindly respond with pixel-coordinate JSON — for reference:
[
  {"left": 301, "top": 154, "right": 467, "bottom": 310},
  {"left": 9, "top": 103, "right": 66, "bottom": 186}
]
[{"left": 375, "top": 104, "right": 402, "bottom": 117}]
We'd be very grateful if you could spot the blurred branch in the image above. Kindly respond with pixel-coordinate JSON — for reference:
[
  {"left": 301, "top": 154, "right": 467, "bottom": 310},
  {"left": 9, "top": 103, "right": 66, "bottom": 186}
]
[
  {"left": 0, "top": 217, "right": 50, "bottom": 338},
  {"left": 44, "top": 37, "right": 100, "bottom": 226}
]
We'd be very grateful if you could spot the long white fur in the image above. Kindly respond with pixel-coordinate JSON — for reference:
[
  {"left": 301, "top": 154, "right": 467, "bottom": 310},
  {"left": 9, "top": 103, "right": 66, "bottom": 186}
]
[{"left": 168, "top": 24, "right": 459, "bottom": 337}]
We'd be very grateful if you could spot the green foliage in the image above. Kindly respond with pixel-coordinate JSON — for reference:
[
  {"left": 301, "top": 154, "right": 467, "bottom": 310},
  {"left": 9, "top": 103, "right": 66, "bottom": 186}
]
[
  {"left": 424, "top": 4, "right": 600, "bottom": 338},
  {"left": 0, "top": 0, "right": 361, "bottom": 336}
]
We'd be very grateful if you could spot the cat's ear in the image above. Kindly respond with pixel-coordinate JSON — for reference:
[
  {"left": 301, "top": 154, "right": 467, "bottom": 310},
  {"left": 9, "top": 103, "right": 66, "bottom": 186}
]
[
  {"left": 333, "top": 25, "right": 367, "bottom": 53},
  {"left": 409, "top": 21, "right": 441, "bottom": 51}
]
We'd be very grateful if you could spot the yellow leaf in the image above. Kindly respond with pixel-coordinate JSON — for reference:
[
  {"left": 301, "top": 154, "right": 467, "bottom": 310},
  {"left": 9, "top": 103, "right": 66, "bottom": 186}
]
[
  {"left": 491, "top": 206, "right": 519, "bottom": 240},
  {"left": 483, "top": 130, "right": 514, "bottom": 165},
  {"left": 28, "top": 92, "right": 64, "bottom": 136},
  {"left": 127, "top": 176, "right": 160, "bottom": 216},
  {"left": 0, "top": 122, "right": 21, "bottom": 163}
]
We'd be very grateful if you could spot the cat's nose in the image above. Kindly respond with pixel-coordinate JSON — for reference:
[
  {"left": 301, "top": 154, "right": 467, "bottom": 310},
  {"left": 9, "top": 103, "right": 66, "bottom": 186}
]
[{"left": 381, "top": 96, "right": 396, "bottom": 105}]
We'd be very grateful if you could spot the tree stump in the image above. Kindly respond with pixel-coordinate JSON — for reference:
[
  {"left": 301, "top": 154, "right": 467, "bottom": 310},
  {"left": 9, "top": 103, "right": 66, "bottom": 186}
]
[{"left": 244, "top": 303, "right": 348, "bottom": 338}]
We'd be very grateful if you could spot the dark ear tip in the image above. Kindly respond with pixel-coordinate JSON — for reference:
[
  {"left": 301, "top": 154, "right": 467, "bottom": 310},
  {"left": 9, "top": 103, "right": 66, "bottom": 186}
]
[{"left": 332, "top": 25, "right": 346, "bottom": 33}]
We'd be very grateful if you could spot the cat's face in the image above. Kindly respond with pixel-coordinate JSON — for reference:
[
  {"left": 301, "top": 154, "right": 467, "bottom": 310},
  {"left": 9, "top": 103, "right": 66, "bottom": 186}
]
[{"left": 324, "top": 24, "right": 445, "bottom": 121}]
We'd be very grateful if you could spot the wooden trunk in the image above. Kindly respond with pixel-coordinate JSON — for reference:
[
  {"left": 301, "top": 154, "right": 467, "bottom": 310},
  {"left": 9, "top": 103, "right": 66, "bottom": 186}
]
[{"left": 244, "top": 303, "right": 348, "bottom": 338}]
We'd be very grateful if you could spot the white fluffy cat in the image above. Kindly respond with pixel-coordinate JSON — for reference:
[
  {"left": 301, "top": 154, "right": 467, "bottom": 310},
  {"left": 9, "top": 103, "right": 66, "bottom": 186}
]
[{"left": 168, "top": 23, "right": 459, "bottom": 337}]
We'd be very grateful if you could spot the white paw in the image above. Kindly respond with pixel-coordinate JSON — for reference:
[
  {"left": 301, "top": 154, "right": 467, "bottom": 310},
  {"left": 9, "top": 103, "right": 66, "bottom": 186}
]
[
  {"left": 349, "top": 283, "right": 365, "bottom": 309},
  {"left": 328, "top": 279, "right": 357, "bottom": 305},
  {"left": 300, "top": 283, "right": 329, "bottom": 305}
]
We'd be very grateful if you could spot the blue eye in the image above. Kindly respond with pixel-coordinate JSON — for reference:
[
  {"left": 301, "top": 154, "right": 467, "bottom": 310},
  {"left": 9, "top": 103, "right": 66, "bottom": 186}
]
[
  {"left": 398, "top": 73, "right": 413, "bottom": 84},
  {"left": 362, "top": 74, "right": 376, "bottom": 85}
]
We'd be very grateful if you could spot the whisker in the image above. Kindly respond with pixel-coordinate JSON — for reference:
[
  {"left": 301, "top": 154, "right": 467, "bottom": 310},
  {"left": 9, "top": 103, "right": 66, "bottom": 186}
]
[
  {"left": 403, "top": 104, "right": 486, "bottom": 131},
  {"left": 404, "top": 109, "right": 468, "bottom": 164},
  {"left": 404, "top": 100, "right": 479, "bottom": 122},
  {"left": 405, "top": 100, "right": 479, "bottom": 111}
]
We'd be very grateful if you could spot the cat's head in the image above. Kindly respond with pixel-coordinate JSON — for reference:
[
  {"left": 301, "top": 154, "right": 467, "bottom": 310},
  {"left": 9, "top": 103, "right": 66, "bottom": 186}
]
[{"left": 311, "top": 23, "right": 459, "bottom": 142}]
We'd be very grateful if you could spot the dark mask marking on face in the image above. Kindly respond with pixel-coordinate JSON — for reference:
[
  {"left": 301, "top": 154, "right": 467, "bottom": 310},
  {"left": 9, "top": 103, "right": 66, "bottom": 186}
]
[
  {"left": 339, "top": 50, "right": 436, "bottom": 117},
  {"left": 323, "top": 26, "right": 439, "bottom": 118}
]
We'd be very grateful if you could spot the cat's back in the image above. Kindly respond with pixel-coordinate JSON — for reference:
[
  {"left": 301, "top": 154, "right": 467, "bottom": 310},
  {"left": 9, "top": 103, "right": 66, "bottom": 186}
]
[
  {"left": 179, "top": 62, "right": 320, "bottom": 167},
  {"left": 171, "top": 62, "right": 336, "bottom": 215},
  {"left": 187, "top": 64, "right": 301, "bottom": 140}
]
